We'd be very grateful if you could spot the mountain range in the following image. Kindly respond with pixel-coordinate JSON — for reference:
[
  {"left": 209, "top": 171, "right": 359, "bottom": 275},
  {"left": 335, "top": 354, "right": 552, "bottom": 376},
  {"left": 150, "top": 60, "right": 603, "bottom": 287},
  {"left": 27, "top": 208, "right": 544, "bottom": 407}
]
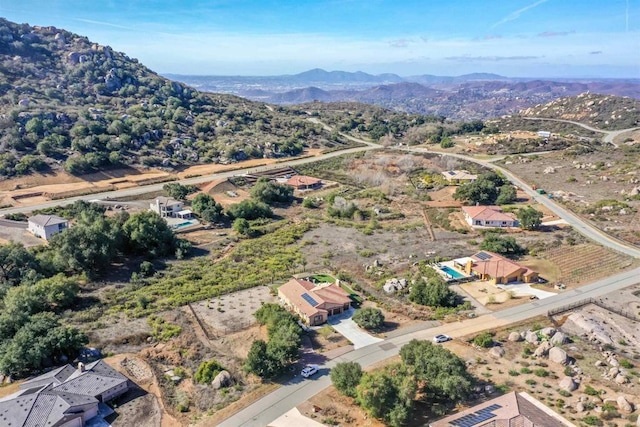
[{"left": 168, "top": 70, "right": 640, "bottom": 121}]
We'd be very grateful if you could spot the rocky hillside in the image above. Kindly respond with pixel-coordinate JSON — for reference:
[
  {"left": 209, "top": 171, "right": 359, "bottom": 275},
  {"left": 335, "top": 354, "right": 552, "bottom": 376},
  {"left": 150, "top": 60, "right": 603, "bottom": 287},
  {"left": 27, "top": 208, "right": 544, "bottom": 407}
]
[
  {"left": 520, "top": 93, "right": 640, "bottom": 130},
  {"left": 0, "top": 19, "right": 368, "bottom": 178}
]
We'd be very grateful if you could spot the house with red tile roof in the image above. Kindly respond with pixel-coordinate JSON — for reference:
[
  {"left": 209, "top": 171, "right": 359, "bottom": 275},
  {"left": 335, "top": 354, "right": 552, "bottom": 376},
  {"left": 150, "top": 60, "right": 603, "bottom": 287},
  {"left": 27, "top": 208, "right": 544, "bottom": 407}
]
[
  {"left": 462, "top": 206, "right": 519, "bottom": 228},
  {"left": 285, "top": 175, "right": 322, "bottom": 190},
  {"left": 278, "top": 278, "right": 351, "bottom": 325},
  {"left": 455, "top": 251, "right": 538, "bottom": 284}
]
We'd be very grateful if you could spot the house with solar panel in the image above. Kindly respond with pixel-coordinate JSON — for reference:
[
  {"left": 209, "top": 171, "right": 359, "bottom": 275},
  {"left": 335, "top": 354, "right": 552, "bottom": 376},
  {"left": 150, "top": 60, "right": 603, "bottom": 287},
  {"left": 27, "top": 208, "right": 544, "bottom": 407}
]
[
  {"left": 277, "top": 278, "right": 352, "bottom": 325},
  {"left": 0, "top": 360, "right": 131, "bottom": 427},
  {"left": 441, "top": 170, "right": 478, "bottom": 184},
  {"left": 430, "top": 391, "right": 575, "bottom": 426}
]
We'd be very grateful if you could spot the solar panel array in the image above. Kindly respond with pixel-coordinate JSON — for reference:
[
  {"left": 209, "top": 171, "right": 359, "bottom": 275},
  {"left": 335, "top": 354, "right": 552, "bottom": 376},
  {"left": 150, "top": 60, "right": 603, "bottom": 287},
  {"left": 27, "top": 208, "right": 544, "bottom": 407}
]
[
  {"left": 448, "top": 171, "right": 456, "bottom": 176},
  {"left": 475, "top": 251, "right": 493, "bottom": 261},
  {"left": 450, "top": 404, "right": 502, "bottom": 427},
  {"left": 301, "top": 293, "right": 319, "bottom": 307}
]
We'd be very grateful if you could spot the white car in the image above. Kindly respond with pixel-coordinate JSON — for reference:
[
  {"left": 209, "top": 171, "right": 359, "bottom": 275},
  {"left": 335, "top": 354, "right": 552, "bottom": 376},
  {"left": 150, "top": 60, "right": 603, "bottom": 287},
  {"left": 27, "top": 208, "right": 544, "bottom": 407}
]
[
  {"left": 433, "top": 334, "right": 452, "bottom": 343},
  {"left": 301, "top": 365, "right": 319, "bottom": 378}
]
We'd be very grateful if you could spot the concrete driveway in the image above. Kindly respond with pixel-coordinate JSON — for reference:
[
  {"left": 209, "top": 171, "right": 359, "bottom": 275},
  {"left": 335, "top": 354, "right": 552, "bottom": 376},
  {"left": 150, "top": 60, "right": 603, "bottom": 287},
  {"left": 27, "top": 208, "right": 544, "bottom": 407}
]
[
  {"left": 497, "top": 283, "right": 557, "bottom": 299},
  {"left": 327, "top": 308, "right": 383, "bottom": 349}
]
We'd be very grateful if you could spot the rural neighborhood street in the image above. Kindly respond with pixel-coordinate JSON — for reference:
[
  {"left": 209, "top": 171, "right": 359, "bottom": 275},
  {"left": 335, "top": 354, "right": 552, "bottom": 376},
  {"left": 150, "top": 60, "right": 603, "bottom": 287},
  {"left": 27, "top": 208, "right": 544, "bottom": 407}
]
[{"left": 523, "top": 117, "right": 639, "bottom": 147}]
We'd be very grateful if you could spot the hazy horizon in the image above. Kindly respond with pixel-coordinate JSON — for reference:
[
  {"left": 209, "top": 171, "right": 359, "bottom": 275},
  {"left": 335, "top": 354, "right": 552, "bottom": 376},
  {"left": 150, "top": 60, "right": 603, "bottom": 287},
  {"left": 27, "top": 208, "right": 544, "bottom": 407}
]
[{"left": 2, "top": 0, "right": 639, "bottom": 78}]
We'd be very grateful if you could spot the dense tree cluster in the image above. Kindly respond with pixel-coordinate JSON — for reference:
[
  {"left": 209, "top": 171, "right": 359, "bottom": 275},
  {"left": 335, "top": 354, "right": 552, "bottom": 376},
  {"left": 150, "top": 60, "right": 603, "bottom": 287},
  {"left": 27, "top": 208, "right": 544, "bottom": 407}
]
[
  {"left": 479, "top": 233, "right": 525, "bottom": 256},
  {"left": 0, "top": 201, "right": 190, "bottom": 377},
  {"left": 249, "top": 178, "right": 294, "bottom": 205},
  {"left": 0, "top": 18, "right": 346, "bottom": 177},
  {"left": 244, "top": 304, "right": 302, "bottom": 379},
  {"left": 409, "top": 268, "right": 459, "bottom": 308},
  {"left": 453, "top": 172, "right": 516, "bottom": 206},
  {"left": 190, "top": 193, "right": 224, "bottom": 223},
  {"left": 332, "top": 339, "right": 474, "bottom": 426}
]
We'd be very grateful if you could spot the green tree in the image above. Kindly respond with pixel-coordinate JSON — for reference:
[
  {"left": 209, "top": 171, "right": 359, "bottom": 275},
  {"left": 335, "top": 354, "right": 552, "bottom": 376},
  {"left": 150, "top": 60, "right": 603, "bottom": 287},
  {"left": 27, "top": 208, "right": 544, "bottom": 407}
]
[
  {"left": 227, "top": 200, "right": 273, "bottom": 220},
  {"left": 191, "top": 193, "right": 224, "bottom": 222},
  {"left": 243, "top": 339, "right": 275, "bottom": 378},
  {"left": 473, "top": 332, "right": 494, "bottom": 348},
  {"left": 479, "top": 234, "right": 525, "bottom": 256},
  {"left": 0, "top": 312, "right": 88, "bottom": 378},
  {"left": 517, "top": 206, "right": 543, "bottom": 230},
  {"left": 352, "top": 307, "right": 385, "bottom": 330},
  {"left": 409, "top": 276, "right": 458, "bottom": 308},
  {"left": 122, "top": 211, "right": 177, "bottom": 258},
  {"left": 356, "top": 366, "right": 414, "bottom": 427},
  {"left": 453, "top": 172, "right": 505, "bottom": 205},
  {"left": 250, "top": 178, "right": 294, "bottom": 205},
  {"left": 399, "top": 339, "right": 473, "bottom": 413},
  {"left": 496, "top": 185, "right": 517, "bottom": 205},
  {"left": 330, "top": 362, "right": 363, "bottom": 398},
  {"left": 163, "top": 183, "right": 197, "bottom": 200},
  {"left": 194, "top": 359, "right": 225, "bottom": 384},
  {"left": 0, "top": 242, "right": 40, "bottom": 290}
]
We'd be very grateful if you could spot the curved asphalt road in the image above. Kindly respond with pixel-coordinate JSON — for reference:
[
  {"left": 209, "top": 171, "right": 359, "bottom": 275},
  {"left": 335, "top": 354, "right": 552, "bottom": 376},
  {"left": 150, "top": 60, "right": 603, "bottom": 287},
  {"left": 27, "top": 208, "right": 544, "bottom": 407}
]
[{"left": 523, "top": 117, "right": 639, "bottom": 148}]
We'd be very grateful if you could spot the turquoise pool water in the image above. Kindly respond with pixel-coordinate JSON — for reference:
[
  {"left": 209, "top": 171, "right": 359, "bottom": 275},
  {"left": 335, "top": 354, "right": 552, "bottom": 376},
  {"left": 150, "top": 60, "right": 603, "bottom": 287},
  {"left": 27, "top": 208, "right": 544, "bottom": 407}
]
[
  {"left": 439, "top": 265, "right": 465, "bottom": 279},
  {"left": 173, "top": 220, "right": 196, "bottom": 229}
]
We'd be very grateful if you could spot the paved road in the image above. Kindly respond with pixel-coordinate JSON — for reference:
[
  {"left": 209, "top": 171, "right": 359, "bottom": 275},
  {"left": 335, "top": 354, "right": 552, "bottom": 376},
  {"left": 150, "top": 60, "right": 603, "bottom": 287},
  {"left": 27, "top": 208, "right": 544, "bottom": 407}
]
[
  {"left": 523, "top": 117, "right": 639, "bottom": 148},
  {"left": 218, "top": 265, "right": 640, "bottom": 427},
  {"left": 0, "top": 144, "right": 379, "bottom": 216}
]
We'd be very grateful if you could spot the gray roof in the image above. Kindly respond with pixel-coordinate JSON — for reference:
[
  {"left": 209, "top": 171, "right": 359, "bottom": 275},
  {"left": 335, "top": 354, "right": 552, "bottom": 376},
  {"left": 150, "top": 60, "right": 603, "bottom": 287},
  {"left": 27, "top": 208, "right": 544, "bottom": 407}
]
[
  {"left": 28, "top": 214, "right": 68, "bottom": 227},
  {"left": 0, "top": 360, "right": 129, "bottom": 427},
  {"left": 153, "top": 197, "right": 182, "bottom": 207}
]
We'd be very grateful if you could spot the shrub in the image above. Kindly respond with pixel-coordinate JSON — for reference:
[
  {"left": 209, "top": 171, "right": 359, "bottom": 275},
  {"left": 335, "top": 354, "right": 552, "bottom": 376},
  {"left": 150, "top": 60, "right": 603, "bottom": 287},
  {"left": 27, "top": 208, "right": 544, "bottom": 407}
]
[
  {"left": 582, "top": 415, "right": 602, "bottom": 426},
  {"left": 620, "top": 359, "right": 634, "bottom": 369},
  {"left": 352, "top": 307, "right": 384, "bottom": 330},
  {"left": 525, "top": 379, "right": 537, "bottom": 386},
  {"left": 194, "top": 359, "right": 225, "bottom": 385},
  {"left": 473, "top": 332, "right": 494, "bottom": 348},
  {"left": 533, "top": 368, "right": 549, "bottom": 377},
  {"left": 147, "top": 316, "right": 182, "bottom": 341},
  {"left": 508, "top": 370, "right": 520, "bottom": 376},
  {"left": 584, "top": 385, "right": 600, "bottom": 396},
  {"left": 520, "top": 367, "right": 532, "bottom": 374}
]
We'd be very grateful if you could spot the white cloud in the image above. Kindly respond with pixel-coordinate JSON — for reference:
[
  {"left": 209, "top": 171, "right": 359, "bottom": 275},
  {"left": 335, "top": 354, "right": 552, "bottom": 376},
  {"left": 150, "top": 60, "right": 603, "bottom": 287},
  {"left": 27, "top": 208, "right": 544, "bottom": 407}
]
[{"left": 492, "top": 0, "right": 549, "bottom": 28}]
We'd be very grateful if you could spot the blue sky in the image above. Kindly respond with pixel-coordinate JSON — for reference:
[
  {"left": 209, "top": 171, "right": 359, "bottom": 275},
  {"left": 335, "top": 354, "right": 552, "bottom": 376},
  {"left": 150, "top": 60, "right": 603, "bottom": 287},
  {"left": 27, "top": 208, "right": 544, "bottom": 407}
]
[{"left": 1, "top": 0, "right": 638, "bottom": 77}]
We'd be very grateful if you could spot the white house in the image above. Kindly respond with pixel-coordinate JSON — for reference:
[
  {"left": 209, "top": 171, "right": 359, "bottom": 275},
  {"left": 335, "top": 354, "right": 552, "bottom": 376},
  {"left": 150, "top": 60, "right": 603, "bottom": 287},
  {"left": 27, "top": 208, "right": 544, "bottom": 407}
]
[
  {"left": 150, "top": 197, "right": 184, "bottom": 218},
  {"left": 441, "top": 170, "right": 478, "bottom": 184},
  {"left": 462, "top": 206, "right": 519, "bottom": 228},
  {"left": 27, "top": 214, "right": 69, "bottom": 240}
]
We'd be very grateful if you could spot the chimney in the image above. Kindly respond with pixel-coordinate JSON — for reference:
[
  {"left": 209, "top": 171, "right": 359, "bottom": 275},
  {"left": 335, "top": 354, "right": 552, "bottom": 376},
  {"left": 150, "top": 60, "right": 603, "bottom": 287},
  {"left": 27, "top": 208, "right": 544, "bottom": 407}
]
[{"left": 77, "top": 362, "right": 85, "bottom": 372}]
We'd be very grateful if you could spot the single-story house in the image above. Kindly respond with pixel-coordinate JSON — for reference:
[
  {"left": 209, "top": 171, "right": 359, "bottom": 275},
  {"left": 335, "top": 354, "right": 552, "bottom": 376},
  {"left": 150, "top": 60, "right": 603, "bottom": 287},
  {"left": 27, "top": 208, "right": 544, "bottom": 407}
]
[
  {"left": 430, "top": 391, "right": 575, "bottom": 426},
  {"left": 27, "top": 214, "right": 68, "bottom": 240},
  {"left": 150, "top": 197, "right": 184, "bottom": 218},
  {"left": 278, "top": 278, "right": 351, "bottom": 326},
  {"left": 455, "top": 251, "right": 538, "bottom": 284},
  {"left": 286, "top": 175, "right": 322, "bottom": 190},
  {"left": 441, "top": 170, "right": 477, "bottom": 184},
  {"left": 538, "top": 131, "right": 552, "bottom": 139},
  {"left": 462, "top": 206, "right": 519, "bottom": 228},
  {"left": 0, "top": 360, "right": 131, "bottom": 427}
]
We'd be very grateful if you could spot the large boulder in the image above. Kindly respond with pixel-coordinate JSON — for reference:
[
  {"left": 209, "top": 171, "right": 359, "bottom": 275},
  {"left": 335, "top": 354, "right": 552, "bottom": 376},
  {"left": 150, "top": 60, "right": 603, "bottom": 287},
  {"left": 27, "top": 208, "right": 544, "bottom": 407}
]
[
  {"left": 609, "top": 367, "right": 620, "bottom": 378},
  {"left": 575, "top": 401, "right": 585, "bottom": 413},
  {"left": 211, "top": 370, "right": 233, "bottom": 389},
  {"left": 508, "top": 332, "right": 523, "bottom": 342},
  {"left": 617, "top": 396, "right": 634, "bottom": 414},
  {"left": 615, "top": 374, "right": 628, "bottom": 385},
  {"left": 549, "top": 347, "right": 569, "bottom": 365},
  {"left": 489, "top": 346, "right": 505, "bottom": 358},
  {"left": 558, "top": 376, "right": 578, "bottom": 392},
  {"left": 525, "top": 330, "right": 540, "bottom": 344},
  {"left": 534, "top": 341, "right": 552, "bottom": 358},
  {"left": 550, "top": 332, "right": 569, "bottom": 345}
]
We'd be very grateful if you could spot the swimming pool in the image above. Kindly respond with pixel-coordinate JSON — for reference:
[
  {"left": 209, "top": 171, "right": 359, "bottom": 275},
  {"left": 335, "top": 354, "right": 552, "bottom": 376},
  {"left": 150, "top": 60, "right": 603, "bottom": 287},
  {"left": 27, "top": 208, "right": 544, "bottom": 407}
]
[
  {"left": 172, "top": 220, "right": 197, "bottom": 229},
  {"left": 439, "top": 265, "right": 466, "bottom": 279}
]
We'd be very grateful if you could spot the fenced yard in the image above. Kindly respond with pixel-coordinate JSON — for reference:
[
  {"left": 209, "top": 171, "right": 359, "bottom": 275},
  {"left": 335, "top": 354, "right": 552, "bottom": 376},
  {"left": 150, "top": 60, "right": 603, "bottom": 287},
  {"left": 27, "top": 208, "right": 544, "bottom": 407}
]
[{"left": 189, "top": 286, "right": 276, "bottom": 336}]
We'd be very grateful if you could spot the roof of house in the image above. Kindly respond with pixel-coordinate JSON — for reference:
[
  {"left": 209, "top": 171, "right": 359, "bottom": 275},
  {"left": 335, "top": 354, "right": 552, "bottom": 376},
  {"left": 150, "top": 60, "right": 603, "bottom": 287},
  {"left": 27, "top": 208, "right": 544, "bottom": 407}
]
[
  {"left": 153, "top": 196, "right": 183, "bottom": 207},
  {"left": 470, "top": 251, "right": 536, "bottom": 279},
  {"left": 0, "top": 384, "right": 98, "bottom": 427},
  {"left": 442, "top": 170, "right": 478, "bottom": 181},
  {"left": 286, "top": 175, "right": 322, "bottom": 187},
  {"left": 462, "top": 206, "right": 517, "bottom": 223},
  {"left": 28, "top": 214, "right": 68, "bottom": 227},
  {"left": 2, "top": 360, "right": 129, "bottom": 427},
  {"left": 430, "top": 391, "right": 574, "bottom": 426},
  {"left": 278, "top": 278, "right": 351, "bottom": 318}
]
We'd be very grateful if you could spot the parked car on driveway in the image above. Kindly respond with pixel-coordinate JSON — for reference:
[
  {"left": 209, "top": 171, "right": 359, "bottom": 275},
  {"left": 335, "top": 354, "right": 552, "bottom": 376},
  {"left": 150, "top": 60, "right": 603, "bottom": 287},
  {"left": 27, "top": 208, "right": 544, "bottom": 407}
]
[
  {"left": 433, "top": 334, "right": 452, "bottom": 343},
  {"left": 301, "top": 365, "right": 319, "bottom": 378}
]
